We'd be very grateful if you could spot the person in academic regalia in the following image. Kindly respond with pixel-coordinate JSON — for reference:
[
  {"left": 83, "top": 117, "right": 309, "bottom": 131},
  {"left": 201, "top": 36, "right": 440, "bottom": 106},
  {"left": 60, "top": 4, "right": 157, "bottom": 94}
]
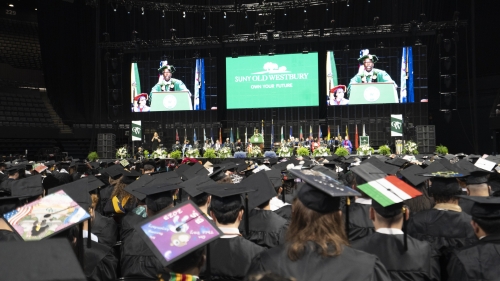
[
  {"left": 342, "top": 136, "right": 353, "bottom": 154},
  {"left": 407, "top": 177, "right": 478, "bottom": 280},
  {"left": 351, "top": 199, "right": 441, "bottom": 281},
  {"left": 200, "top": 184, "right": 265, "bottom": 280},
  {"left": 103, "top": 169, "right": 140, "bottom": 216},
  {"left": 172, "top": 140, "right": 182, "bottom": 152},
  {"left": 247, "top": 173, "right": 391, "bottom": 281},
  {"left": 459, "top": 171, "right": 491, "bottom": 215},
  {"left": 120, "top": 183, "right": 177, "bottom": 279},
  {"left": 266, "top": 170, "right": 292, "bottom": 222},
  {"left": 240, "top": 172, "right": 289, "bottom": 249},
  {"left": 89, "top": 194, "right": 118, "bottom": 248},
  {"left": 447, "top": 196, "right": 500, "bottom": 281}
]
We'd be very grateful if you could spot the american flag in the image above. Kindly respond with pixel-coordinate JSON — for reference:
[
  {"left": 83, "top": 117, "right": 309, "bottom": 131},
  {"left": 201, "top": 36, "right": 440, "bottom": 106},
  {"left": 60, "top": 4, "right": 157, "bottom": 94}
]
[{"left": 4, "top": 205, "right": 33, "bottom": 226}]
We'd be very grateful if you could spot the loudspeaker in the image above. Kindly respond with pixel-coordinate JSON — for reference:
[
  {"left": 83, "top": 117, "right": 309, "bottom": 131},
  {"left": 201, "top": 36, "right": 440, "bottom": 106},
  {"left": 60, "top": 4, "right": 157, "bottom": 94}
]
[{"left": 416, "top": 125, "right": 435, "bottom": 153}]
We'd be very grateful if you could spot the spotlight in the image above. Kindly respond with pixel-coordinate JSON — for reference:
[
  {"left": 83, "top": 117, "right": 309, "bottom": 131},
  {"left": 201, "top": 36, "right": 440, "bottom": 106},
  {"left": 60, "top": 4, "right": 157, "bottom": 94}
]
[
  {"left": 141, "top": 7, "right": 144, "bottom": 15},
  {"left": 347, "top": 0, "right": 350, "bottom": 7},
  {"left": 304, "top": 6, "right": 307, "bottom": 13},
  {"left": 368, "top": 0, "right": 370, "bottom": 3},
  {"left": 224, "top": 12, "right": 226, "bottom": 19},
  {"left": 203, "top": 12, "right": 206, "bottom": 20},
  {"left": 162, "top": 10, "right": 165, "bottom": 18},
  {"left": 284, "top": 8, "right": 287, "bottom": 16},
  {"left": 125, "top": 2, "right": 132, "bottom": 14},
  {"left": 183, "top": 11, "right": 186, "bottom": 18},
  {"left": 245, "top": 11, "right": 248, "bottom": 18},
  {"left": 8, "top": 4, "right": 13, "bottom": 7},
  {"left": 111, "top": 3, "right": 117, "bottom": 12}
]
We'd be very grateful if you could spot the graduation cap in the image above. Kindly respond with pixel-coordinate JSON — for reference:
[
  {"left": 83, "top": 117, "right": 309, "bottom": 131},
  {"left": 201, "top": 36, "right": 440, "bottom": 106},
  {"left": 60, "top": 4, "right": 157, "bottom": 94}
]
[
  {"left": 134, "top": 201, "right": 222, "bottom": 269},
  {"left": 456, "top": 195, "right": 500, "bottom": 219},
  {"left": 181, "top": 162, "right": 209, "bottom": 181},
  {"left": 385, "top": 157, "right": 409, "bottom": 168},
  {"left": 0, "top": 239, "right": 87, "bottom": 281},
  {"left": 179, "top": 175, "right": 215, "bottom": 198},
  {"left": 86, "top": 175, "right": 105, "bottom": 192},
  {"left": 175, "top": 164, "right": 192, "bottom": 177},
  {"left": 428, "top": 177, "right": 462, "bottom": 196},
  {"left": 123, "top": 175, "right": 156, "bottom": 201},
  {"left": 399, "top": 165, "right": 428, "bottom": 187},
  {"left": 0, "top": 175, "right": 44, "bottom": 215},
  {"left": 465, "top": 171, "right": 491, "bottom": 185},
  {"left": 102, "top": 164, "right": 125, "bottom": 180},
  {"left": 361, "top": 157, "right": 399, "bottom": 175},
  {"left": 139, "top": 180, "right": 181, "bottom": 213},
  {"left": 120, "top": 169, "right": 141, "bottom": 184},
  {"left": 244, "top": 171, "right": 277, "bottom": 210}
]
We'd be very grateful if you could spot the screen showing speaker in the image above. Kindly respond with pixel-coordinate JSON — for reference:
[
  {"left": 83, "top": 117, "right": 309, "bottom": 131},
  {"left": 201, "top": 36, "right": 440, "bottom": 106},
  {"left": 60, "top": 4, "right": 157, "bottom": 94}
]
[
  {"left": 326, "top": 46, "right": 427, "bottom": 106},
  {"left": 130, "top": 58, "right": 217, "bottom": 112},
  {"left": 226, "top": 53, "right": 319, "bottom": 109}
]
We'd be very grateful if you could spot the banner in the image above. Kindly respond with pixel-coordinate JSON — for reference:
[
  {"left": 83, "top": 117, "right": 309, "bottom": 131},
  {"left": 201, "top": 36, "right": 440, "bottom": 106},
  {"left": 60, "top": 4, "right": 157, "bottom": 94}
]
[
  {"left": 391, "top": 114, "right": 403, "bottom": 137},
  {"left": 131, "top": 120, "right": 142, "bottom": 141}
]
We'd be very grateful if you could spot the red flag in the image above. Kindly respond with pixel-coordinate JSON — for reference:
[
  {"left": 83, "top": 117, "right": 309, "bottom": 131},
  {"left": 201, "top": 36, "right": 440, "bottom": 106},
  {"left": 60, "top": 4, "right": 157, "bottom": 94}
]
[
  {"left": 175, "top": 129, "right": 179, "bottom": 141},
  {"left": 355, "top": 124, "right": 359, "bottom": 150},
  {"left": 219, "top": 128, "right": 222, "bottom": 144}
]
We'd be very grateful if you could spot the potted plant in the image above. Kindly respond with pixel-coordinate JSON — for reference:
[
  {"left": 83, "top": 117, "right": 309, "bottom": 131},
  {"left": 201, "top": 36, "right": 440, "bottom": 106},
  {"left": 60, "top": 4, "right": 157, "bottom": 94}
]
[
  {"left": 87, "top": 151, "right": 99, "bottom": 162},
  {"left": 403, "top": 141, "right": 419, "bottom": 155},
  {"left": 170, "top": 150, "right": 182, "bottom": 160},
  {"left": 152, "top": 148, "right": 168, "bottom": 159},
  {"left": 296, "top": 147, "right": 310, "bottom": 157},
  {"left": 378, "top": 145, "right": 391, "bottom": 156},
  {"left": 335, "top": 147, "right": 349, "bottom": 157},
  {"left": 357, "top": 144, "right": 374, "bottom": 156},
  {"left": 203, "top": 148, "right": 217, "bottom": 159},
  {"left": 435, "top": 145, "right": 449, "bottom": 155},
  {"left": 313, "top": 146, "right": 331, "bottom": 157}
]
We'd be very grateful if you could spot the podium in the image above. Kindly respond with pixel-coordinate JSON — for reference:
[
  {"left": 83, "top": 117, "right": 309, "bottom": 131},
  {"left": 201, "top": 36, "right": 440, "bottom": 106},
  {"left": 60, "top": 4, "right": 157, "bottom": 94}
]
[
  {"left": 150, "top": 91, "right": 192, "bottom": 111},
  {"left": 349, "top": 82, "right": 398, "bottom": 105}
]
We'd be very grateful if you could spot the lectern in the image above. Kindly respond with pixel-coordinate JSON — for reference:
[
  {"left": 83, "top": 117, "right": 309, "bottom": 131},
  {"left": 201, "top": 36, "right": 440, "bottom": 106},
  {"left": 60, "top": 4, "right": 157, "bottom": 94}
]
[
  {"left": 348, "top": 82, "right": 398, "bottom": 105},
  {"left": 150, "top": 91, "right": 192, "bottom": 111}
]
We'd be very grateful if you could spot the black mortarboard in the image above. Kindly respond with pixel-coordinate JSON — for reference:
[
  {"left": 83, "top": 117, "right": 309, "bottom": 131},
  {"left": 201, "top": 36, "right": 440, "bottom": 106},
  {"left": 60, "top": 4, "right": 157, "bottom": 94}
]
[
  {"left": 182, "top": 163, "right": 209, "bottom": 181},
  {"left": 102, "top": 165, "right": 124, "bottom": 180},
  {"left": 4, "top": 174, "right": 44, "bottom": 198},
  {"left": 120, "top": 169, "right": 141, "bottom": 184},
  {"left": 139, "top": 180, "right": 180, "bottom": 213},
  {"left": 399, "top": 165, "right": 427, "bottom": 186},
  {"left": 88, "top": 162, "right": 100, "bottom": 169},
  {"left": 454, "top": 159, "right": 484, "bottom": 174},
  {"left": 179, "top": 175, "right": 215, "bottom": 198},
  {"left": 311, "top": 165, "right": 338, "bottom": 181},
  {"left": 0, "top": 239, "right": 87, "bottom": 281},
  {"left": 385, "top": 157, "right": 409, "bottom": 168},
  {"left": 289, "top": 169, "right": 361, "bottom": 213},
  {"left": 134, "top": 201, "right": 222, "bottom": 267},
  {"left": 466, "top": 171, "right": 491, "bottom": 185},
  {"left": 457, "top": 195, "right": 500, "bottom": 219},
  {"left": 429, "top": 177, "right": 461, "bottom": 196},
  {"left": 86, "top": 175, "right": 105, "bottom": 192},
  {"left": 124, "top": 175, "right": 156, "bottom": 201},
  {"left": 244, "top": 171, "right": 277, "bottom": 210},
  {"left": 361, "top": 157, "right": 399, "bottom": 175},
  {"left": 272, "top": 160, "right": 292, "bottom": 172},
  {"left": 175, "top": 164, "right": 191, "bottom": 177},
  {"left": 265, "top": 169, "right": 283, "bottom": 189}
]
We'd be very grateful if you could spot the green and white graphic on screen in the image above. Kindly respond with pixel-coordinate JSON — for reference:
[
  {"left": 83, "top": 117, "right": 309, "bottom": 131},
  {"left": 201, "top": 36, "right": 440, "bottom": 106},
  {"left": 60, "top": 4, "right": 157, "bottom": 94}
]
[{"left": 226, "top": 53, "right": 319, "bottom": 109}]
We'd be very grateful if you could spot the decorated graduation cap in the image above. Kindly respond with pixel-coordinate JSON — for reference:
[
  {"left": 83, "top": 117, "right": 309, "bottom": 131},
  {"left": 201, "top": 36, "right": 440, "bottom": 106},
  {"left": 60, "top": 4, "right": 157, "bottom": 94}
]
[
  {"left": 456, "top": 195, "right": 500, "bottom": 219},
  {"left": 134, "top": 200, "right": 222, "bottom": 271},
  {"left": 358, "top": 54, "right": 379, "bottom": 63},
  {"left": 0, "top": 239, "right": 87, "bottom": 281},
  {"left": 158, "top": 64, "right": 176, "bottom": 73}
]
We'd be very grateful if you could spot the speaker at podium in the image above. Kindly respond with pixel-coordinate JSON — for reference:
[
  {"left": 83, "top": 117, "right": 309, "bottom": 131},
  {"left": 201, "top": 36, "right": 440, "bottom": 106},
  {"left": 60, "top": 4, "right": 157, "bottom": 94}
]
[
  {"left": 348, "top": 82, "right": 399, "bottom": 105},
  {"left": 150, "top": 91, "right": 193, "bottom": 111}
]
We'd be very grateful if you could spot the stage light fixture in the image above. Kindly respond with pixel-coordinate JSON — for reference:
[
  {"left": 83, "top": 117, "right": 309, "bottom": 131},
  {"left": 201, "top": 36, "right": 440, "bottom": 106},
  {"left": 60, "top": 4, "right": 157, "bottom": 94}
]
[
  {"left": 111, "top": 2, "right": 117, "bottom": 12},
  {"left": 347, "top": 0, "right": 350, "bottom": 7},
  {"left": 203, "top": 12, "right": 206, "bottom": 19},
  {"left": 183, "top": 11, "right": 186, "bottom": 18},
  {"left": 224, "top": 12, "right": 226, "bottom": 19},
  {"left": 245, "top": 11, "right": 248, "bottom": 18},
  {"left": 125, "top": 3, "right": 132, "bottom": 14},
  {"left": 141, "top": 7, "right": 144, "bottom": 15},
  {"left": 162, "top": 10, "right": 165, "bottom": 18},
  {"left": 368, "top": 0, "right": 370, "bottom": 3},
  {"left": 170, "top": 28, "right": 177, "bottom": 40},
  {"left": 304, "top": 6, "right": 307, "bottom": 13},
  {"left": 8, "top": 4, "right": 13, "bottom": 7},
  {"left": 284, "top": 8, "right": 287, "bottom": 16}
]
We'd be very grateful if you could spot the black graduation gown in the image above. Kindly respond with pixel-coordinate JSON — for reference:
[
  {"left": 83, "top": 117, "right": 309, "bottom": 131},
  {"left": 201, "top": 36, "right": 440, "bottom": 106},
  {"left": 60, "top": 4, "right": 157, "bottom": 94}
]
[
  {"left": 205, "top": 236, "right": 265, "bottom": 280},
  {"left": 407, "top": 209, "right": 478, "bottom": 280},
  {"left": 0, "top": 229, "right": 21, "bottom": 242},
  {"left": 274, "top": 205, "right": 292, "bottom": 221},
  {"left": 458, "top": 199, "right": 474, "bottom": 216},
  {"left": 346, "top": 202, "right": 375, "bottom": 241},
  {"left": 447, "top": 234, "right": 500, "bottom": 281},
  {"left": 84, "top": 239, "right": 118, "bottom": 281},
  {"left": 120, "top": 210, "right": 165, "bottom": 279},
  {"left": 240, "top": 209, "right": 289, "bottom": 249},
  {"left": 54, "top": 172, "right": 73, "bottom": 185},
  {"left": 247, "top": 241, "right": 391, "bottom": 281},
  {"left": 92, "top": 212, "right": 118, "bottom": 248},
  {"left": 96, "top": 185, "right": 114, "bottom": 216},
  {"left": 351, "top": 233, "right": 441, "bottom": 281}
]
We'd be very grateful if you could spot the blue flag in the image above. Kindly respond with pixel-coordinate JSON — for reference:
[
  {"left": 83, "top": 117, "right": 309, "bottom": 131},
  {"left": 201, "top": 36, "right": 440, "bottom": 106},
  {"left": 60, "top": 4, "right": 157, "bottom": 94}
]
[
  {"left": 271, "top": 124, "right": 274, "bottom": 149},
  {"left": 210, "top": 128, "right": 214, "bottom": 144},
  {"left": 193, "top": 129, "right": 197, "bottom": 142},
  {"left": 289, "top": 126, "right": 292, "bottom": 139},
  {"left": 230, "top": 128, "right": 234, "bottom": 143}
]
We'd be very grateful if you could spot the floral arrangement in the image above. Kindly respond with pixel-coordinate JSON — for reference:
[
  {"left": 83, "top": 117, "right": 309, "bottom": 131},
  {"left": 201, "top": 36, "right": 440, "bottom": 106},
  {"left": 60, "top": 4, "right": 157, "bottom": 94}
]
[
  {"left": 116, "top": 147, "right": 129, "bottom": 159},
  {"left": 277, "top": 146, "right": 292, "bottom": 157},
  {"left": 335, "top": 147, "right": 349, "bottom": 157},
  {"left": 435, "top": 144, "right": 449, "bottom": 155},
  {"left": 87, "top": 151, "right": 99, "bottom": 162},
  {"left": 378, "top": 145, "right": 391, "bottom": 156},
  {"left": 185, "top": 148, "right": 200, "bottom": 158},
  {"left": 151, "top": 148, "right": 168, "bottom": 159},
  {"left": 203, "top": 148, "right": 217, "bottom": 159},
  {"left": 217, "top": 147, "right": 232, "bottom": 159},
  {"left": 313, "top": 146, "right": 331, "bottom": 157},
  {"left": 170, "top": 150, "right": 182, "bottom": 160},
  {"left": 296, "top": 147, "right": 310, "bottom": 157},
  {"left": 249, "top": 146, "right": 262, "bottom": 157},
  {"left": 357, "top": 144, "right": 374, "bottom": 156},
  {"left": 403, "top": 141, "right": 419, "bottom": 155}
]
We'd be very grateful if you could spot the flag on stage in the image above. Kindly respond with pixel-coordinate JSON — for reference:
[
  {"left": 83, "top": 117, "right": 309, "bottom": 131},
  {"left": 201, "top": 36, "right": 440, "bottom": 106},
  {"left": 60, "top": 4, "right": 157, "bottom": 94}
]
[
  {"left": 309, "top": 125, "right": 313, "bottom": 138},
  {"left": 363, "top": 124, "right": 366, "bottom": 136},
  {"left": 236, "top": 127, "right": 240, "bottom": 140},
  {"left": 175, "top": 129, "right": 179, "bottom": 141},
  {"left": 300, "top": 126, "right": 303, "bottom": 140},
  {"left": 407, "top": 47, "right": 414, "bottom": 102},
  {"left": 271, "top": 122, "right": 275, "bottom": 149},
  {"left": 337, "top": 125, "right": 340, "bottom": 138},
  {"left": 203, "top": 128, "right": 206, "bottom": 141},
  {"left": 327, "top": 125, "right": 331, "bottom": 141},
  {"left": 289, "top": 126, "right": 292, "bottom": 139},
  {"left": 355, "top": 124, "right": 359, "bottom": 150},
  {"left": 184, "top": 128, "right": 187, "bottom": 141},
  {"left": 400, "top": 47, "right": 408, "bottom": 103},
  {"left": 230, "top": 128, "right": 234, "bottom": 143},
  {"left": 210, "top": 128, "right": 214, "bottom": 144},
  {"left": 193, "top": 129, "right": 197, "bottom": 142},
  {"left": 281, "top": 126, "right": 284, "bottom": 142},
  {"left": 219, "top": 128, "right": 222, "bottom": 144},
  {"left": 345, "top": 125, "right": 348, "bottom": 138},
  {"left": 318, "top": 125, "right": 322, "bottom": 144},
  {"left": 245, "top": 127, "right": 247, "bottom": 144}
]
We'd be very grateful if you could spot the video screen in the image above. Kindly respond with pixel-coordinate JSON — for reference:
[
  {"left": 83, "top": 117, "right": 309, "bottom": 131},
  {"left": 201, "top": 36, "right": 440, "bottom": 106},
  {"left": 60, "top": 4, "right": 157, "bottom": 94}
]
[
  {"left": 226, "top": 53, "right": 319, "bottom": 109},
  {"left": 326, "top": 46, "right": 427, "bottom": 106},
  {"left": 131, "top": 58, "right": 218, "bottom": 112}
]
